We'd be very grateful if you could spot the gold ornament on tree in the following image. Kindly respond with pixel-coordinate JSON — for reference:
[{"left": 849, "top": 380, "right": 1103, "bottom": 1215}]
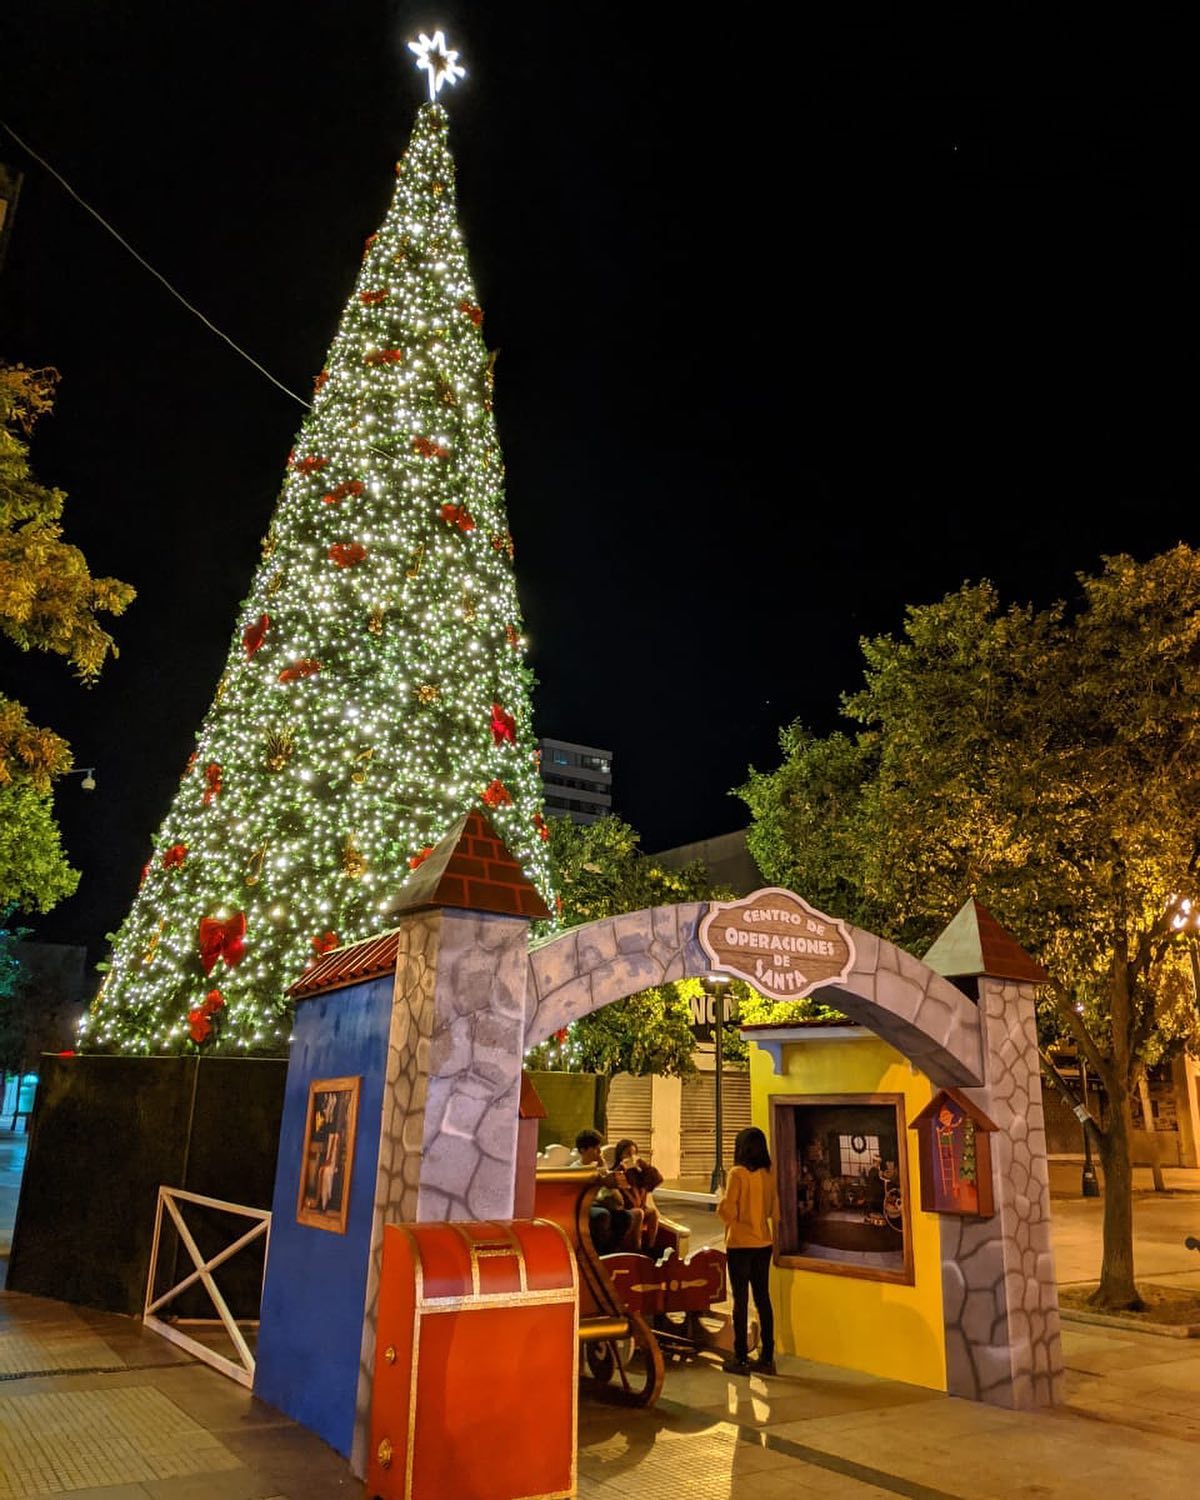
[
  {"left": 264, "top": 726, "right": 295, "bottom": 772},
  {"left": 342, "top": 835, "right": 367, "bottom": 879},
  {"left": 261, "top": 533, "right": 277, "bottom": 560},
  {"left": 266, "top": 570, "right": 286, "bottom": 597},
  {"left": 461, "top": 589, "right": 477, "bottom": 623},
  {"left": 367, "top": 608, "right": 385, "bottom": 635},
  {"left": 406, "top": 543, "right": 425, "bottom": 579},
  {"left": 142, "top": 917, "right": 166, "bottom": 966},
  {"left": 351, "top": 746, "right": 375, "bottom": 784},
  {"left": 483, "top": 348, "right": 498, "bottom": 409},
  {"left": 244, "top": 843, "right": 267, "bottom": 887},
  {"left": 414, "top": 682, "right": 440, "bottom": 704}
]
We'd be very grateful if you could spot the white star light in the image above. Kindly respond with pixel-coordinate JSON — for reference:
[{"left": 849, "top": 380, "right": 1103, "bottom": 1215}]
[{"left": 408, "top": 31, "right": 466, "bottom": 101}]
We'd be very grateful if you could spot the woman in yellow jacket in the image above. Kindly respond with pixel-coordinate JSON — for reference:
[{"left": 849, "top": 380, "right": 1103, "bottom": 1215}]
[{"left": 717, "top": 1126, "right": 779, "bottom": 1375}]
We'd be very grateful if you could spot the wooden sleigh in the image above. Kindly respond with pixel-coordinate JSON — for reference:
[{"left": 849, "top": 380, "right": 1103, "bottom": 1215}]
[{"left": 533, "top": 1168, "right": 737, "bottom": 1406}]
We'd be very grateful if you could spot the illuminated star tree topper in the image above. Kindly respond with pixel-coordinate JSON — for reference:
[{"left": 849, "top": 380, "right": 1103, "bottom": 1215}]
[{"left": 408, "top": 30, "right": 466, "bottom": 102}]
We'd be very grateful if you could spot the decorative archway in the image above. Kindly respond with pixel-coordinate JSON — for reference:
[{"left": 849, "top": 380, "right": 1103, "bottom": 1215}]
[
  {"left": 524, "top": 903, "right": 984, "bottom": 1088},
  {"left": 522, "top": 896, "right": 1061, "bottom": 1410},
  {"left": 260, "top": 820, "right": 1063, "bottom": 1473}
]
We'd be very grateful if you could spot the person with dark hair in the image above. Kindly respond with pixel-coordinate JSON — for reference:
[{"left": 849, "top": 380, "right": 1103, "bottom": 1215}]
[
  {"left": 718, "top": 1125, "right": 779, "bottom": 1376},
  {"left": 573, "top": 1128, "right": 604, "bottom": 1157},
  {"left": 611, "top": 1138, "right": 664, "bottom": 1251},
  {"left": 570, "top": 1128, "right": 631, "bottom": 1254}
]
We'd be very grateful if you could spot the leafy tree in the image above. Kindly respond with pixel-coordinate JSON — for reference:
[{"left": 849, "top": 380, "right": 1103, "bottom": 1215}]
[
  {"left": 0, "top": 911, "right": 85, "bottom": 1077},
  {"left": 740, "top": 548, "right": 1200, "bottom": 1311},
  {"left": 0, "top": 784, "right": 79, "bottom": 913},
  {"left": 526, "top": 815, "right": 718, "bottom": 1078},
  {"left": 0, "top": 363, "right": 134, "bottom": 909}
]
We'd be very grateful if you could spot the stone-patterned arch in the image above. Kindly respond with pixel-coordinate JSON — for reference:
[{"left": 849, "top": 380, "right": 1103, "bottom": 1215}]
[{"left": 525, "top": 902, "right": 983, "bottom": 1087}]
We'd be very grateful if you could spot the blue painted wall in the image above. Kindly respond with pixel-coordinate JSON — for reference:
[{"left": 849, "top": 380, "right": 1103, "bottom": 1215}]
[{"left": 254, "top": 974, "right": 393, "bottom": 1456}]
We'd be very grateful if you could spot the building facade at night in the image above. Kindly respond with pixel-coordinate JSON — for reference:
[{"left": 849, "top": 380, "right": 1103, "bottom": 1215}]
[{"left": 537, "top": 737, "right": 613, "bottom": 823}]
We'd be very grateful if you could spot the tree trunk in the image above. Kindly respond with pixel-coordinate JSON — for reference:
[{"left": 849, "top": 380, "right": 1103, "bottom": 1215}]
[
  {"left": 1092, "top": 1089, "right": 1143, "bottom": 1310},
  {"left": 1137, "top": 1074, "right": 1167, "bottom": 1193}
]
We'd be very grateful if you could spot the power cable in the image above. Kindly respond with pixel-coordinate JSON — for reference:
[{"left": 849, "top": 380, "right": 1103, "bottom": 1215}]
[{"left": 1, "top": 118, "right": 312, "bottom": 412}]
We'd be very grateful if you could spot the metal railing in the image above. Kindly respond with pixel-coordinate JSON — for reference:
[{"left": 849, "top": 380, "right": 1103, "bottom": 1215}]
[{"left": 142, "top": 1186, "right": 271, "bottom": 1388}]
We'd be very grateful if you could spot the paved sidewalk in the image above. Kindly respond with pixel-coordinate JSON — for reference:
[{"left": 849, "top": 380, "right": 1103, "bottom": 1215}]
[
  {"left": 4, "top": 1131, "right": 1200, "bottom": 1498},
  {"left": 3, "top": 1286, "right": 1199, "bottom": 1499}
]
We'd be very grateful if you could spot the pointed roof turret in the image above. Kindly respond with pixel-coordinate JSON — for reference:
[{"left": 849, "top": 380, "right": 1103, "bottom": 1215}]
[
  {"left": 922, "top": 897, "right": 1049, "bottom": 985},
  {"left": 387, "top": 807, "right": 551, "bottom": 921}
]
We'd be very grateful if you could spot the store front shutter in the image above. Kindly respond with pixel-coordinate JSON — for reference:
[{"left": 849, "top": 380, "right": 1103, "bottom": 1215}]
[
  {"left": 605, "top": 1073, "right": 654, "bottom": 1151},
  {"left": 680, "top": 1070, "right": 752, "bottom": 1182}
]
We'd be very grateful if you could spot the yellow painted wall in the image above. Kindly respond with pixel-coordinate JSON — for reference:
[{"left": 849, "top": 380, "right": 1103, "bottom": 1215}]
[{"left": 750, "top": 1037, "right": 946, "bottom": 1391}]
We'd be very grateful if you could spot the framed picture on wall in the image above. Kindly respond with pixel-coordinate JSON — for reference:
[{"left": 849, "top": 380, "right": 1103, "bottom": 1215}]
[
  {"left": 296, "top": 1076, "right": 360, "bottom": 1234},
  {"left": 770, "top": 1093, "right": 914, "bottom": 1285}
]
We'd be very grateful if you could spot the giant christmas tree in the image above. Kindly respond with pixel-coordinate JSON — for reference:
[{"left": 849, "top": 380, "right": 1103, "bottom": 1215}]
[{"left": 84, "top": 42, "right": 552, "bottom": 1055}]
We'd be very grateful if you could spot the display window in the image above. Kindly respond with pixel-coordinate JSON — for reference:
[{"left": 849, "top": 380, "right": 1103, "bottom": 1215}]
[{"left": 771, "top": 1093, "right": 914, "bottom": 1284}]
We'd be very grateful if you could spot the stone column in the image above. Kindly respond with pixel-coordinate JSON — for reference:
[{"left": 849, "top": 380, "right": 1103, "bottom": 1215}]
[
  {"left": 940, "top": 976, "right": 1064, "bottom": 1407},
  {"left": 350, "top": 903, "right": 530, "bottom": 1472}
]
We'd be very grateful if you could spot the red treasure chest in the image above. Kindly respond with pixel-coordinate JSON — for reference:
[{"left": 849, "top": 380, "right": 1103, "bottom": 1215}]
[{"left": 367, "top": 1220, "right": 578, "bottom": 1500}]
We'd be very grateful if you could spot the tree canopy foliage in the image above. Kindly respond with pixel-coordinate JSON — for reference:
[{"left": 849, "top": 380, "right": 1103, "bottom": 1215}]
[
  {"left": 0, "top": 363, "right": 134, "bottom": 911},
  {"left": 740, "top": 547, "right": 1200, "bottom": 1307},
  {"left": 527, "top": 815, "right": 718, "bottom": 1078}
]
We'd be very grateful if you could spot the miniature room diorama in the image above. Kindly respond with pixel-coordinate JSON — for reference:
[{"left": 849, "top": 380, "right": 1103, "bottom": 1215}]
[{"left": 771, "top": 1093, "right": 912, "bottom": 1282}]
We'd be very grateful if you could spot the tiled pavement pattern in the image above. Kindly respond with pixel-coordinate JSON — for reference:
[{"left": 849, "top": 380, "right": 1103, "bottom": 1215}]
[
  {"left": 0, "top": 1387, "right": 242, "bottom": 1496},
  {"left": 2, "top": 1283, "right": 1200, "bottom": 1497}
]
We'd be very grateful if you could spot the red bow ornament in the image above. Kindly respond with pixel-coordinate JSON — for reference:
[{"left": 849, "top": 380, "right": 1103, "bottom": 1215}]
[
  {"left": 162, "top": 842, "right": 188, "bottom": 871},
  {"left": 364, "top": 347, "right": 405, "bottom": 366},
  {"left": 313, "top": 369, "right": 329, "bottom": 394},
  {"left": 408, "top": 845, "right": 434, "bottom": 870},
  {"left": 292, "top": 454, "right": 328, "bottom": 475},
  {"left": 482, "top": 778, "right": 512, "bottom": 809},
  {"left": 187, "top": 991, "right": 224, "bottom": 1046},
  {"left": 439, "top": 503, "right": 476, "bottom": 532},
  {"left": 328, "top": 542, "right": 367, "bottom": 568},
  {"left": 202, "top": 763, "right": 222, "bottom": 805},
  {"left": 362, "top": 232, "right": 378, "bottom": 260},
  {"left": 243, "top": 614, "right": 270, "bottom": 657},
  {"left": 458, "top": 300, "right": 484, "bottom": 327},
  {"left": 198, "top": 912, "right": 247, "bottom": 975},
  {"left": 533, "top": 812, "right": 550, "bottom": 843},
  {"left": 490, "top": 703, "right": 516, "bottom": 746},
  {"left": 359, "top": 287, "right": 389, "bottom": 305},
  {"left": 322, "top": 480, "right": 365, "bottom": 505},
  {"left": 311, "top": 930, "right": 340, "bottom": 957},
  {"left": 413, "top": 435, "right": 450, "bottom": 459},
  {"left": 278, "top": 659, "right": 322, "bottom": 683}
]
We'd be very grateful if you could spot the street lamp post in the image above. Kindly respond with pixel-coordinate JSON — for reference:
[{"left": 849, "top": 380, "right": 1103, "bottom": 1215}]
[
  {"left": 703, "top": 974, "right": 732, "bottom": 1194},
  {"left": 1078, "top": 1061, "right": 1100, "bottom": 1198}
]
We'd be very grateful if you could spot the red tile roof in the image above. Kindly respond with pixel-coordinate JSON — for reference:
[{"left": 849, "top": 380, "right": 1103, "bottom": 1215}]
[
  {"left": 288, "top": 929, "right": 401, "bottom": 1000},
  {"left": 387, "top": 808, "right": 551, "bottom": 922}
]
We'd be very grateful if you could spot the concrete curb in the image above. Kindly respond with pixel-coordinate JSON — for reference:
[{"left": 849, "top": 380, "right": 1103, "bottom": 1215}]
[{"left": 1059, "top": 1306, "right": 1200, "bottom": 1339}]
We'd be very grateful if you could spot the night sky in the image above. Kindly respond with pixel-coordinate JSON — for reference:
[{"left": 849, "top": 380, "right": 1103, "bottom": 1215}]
[{"left": 0, "top": 6, "right": 1194, "bottom": 962}]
